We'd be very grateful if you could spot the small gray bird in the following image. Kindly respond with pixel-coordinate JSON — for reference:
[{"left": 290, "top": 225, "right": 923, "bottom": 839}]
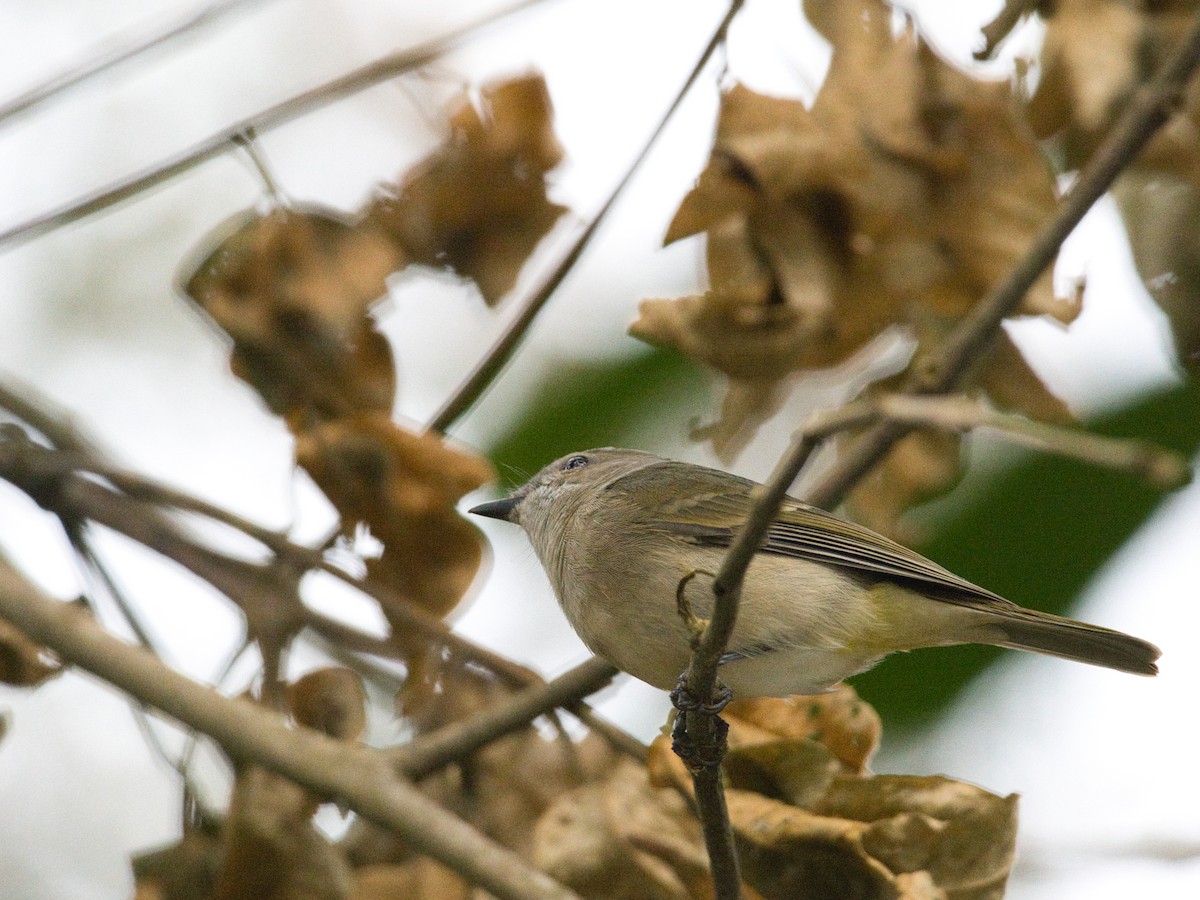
[{"left": 470, "top": 448, "right": 1160, "bottom": 697}]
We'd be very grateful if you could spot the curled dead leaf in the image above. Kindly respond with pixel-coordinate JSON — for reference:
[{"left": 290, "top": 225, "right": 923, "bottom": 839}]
[
  {"left": 815, "top": 775, "right": 1018, "bottom": 900},
  {"left": 647, "top": 681, "right": 1013, "bottom": 899},
  {"left": 725, "top": 687, "right": 882, "bottom": 774},
  {"left": 637, "top": 0, "right": 1072, "bottom": 462},
  {"left": 723, "top": 740, "right": 842, "bottom": 810},
  {"left": 181, "top": 206, "right": 401, "bottom": 420},
  {"left": 726, "top": 789, "right": 896, "bottom": 900},
  {"left": 213, "top": 766, "right": 352, "bottom": 900},
  {"left": 366, "top": 72, "right": 566, "bottom": 305},
  {"left": 294, "top": 413, "right": 492, "bottom": 621},
  {"left": 533, "top": 759, "right": 710, "bottom": 900},
  {"left": 845, "top": 328, "right": 1072, "bottom": 537},
  {"left": 287, "top": 667, "right": 367, "bottom": 741}
]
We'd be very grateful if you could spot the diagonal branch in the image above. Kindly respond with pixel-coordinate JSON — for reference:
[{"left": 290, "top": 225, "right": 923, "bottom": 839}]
[
  {"left": 806, "top": 7, "right": 1200, "bottom": 511},
  {"left": 0, "top": 381, "right": 641, "bottom": 756},
  {"left": 0, "top": 0, "right": 561, "bottom": 249},
  {"left": 393, "top": 655, "right": 624, "bottom": 779},
  {"left": 0, "top": 558, "right": 580, "bottom": 900},
  {"left": 428, "top": 0, "right": 746, "bottom": 433},
  {"left": 0, "top": 0, "right": 272, "bottom": 126},
  {"left": 675, "top": 10, "right": 1200, "bottom": 898}
]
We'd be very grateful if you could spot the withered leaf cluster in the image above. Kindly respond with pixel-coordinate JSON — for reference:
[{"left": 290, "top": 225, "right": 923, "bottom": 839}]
[
  {"left": 181, "top": 72, "right": 565, "bottom": 641},
  {"left": 138, "top": 667, "right": 368, "bottom": 900},
  {"left": 137, "top": 667, "right": 624, "bottom": 900},
  {"left": 631, "top": 0, "right": 1078, "bottom": 533},
  {"left": 1025, "top": 0, "right": 1200, "bottom": 370},
  {"left": 535, "top": 687, "right": 1016, "bottom": 899},
  {"left": 365, "top": 73, "right": 566, "bottom": 305}
]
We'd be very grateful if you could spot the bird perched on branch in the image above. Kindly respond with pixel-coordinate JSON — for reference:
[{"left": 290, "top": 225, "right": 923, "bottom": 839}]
[{"left": 471, "top": 448, "right": 1160, "bottom": 698}]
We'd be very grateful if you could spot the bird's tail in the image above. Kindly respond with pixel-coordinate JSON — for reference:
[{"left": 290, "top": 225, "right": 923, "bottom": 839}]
[{"left": 984, "top": 607, "right": 1159, "bottom": 676}]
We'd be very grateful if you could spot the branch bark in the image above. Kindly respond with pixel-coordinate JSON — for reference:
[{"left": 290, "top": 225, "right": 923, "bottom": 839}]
[
  {"left": 0, "top": 0, "right": 562, "bottom": 248},
  {"left": 393, "top": 655, "right": 622, "bottom": 779},
  {"left": 0, "top": 557, "right": 580, "bottom": 900},
  {"left": 0, "top": 0, "right": 270, "bottom": 125}
]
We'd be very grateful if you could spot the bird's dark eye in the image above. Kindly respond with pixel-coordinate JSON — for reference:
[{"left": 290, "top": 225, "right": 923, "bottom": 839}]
[{"left": 562, "top": 455, "right": 589, "bottom": 471}]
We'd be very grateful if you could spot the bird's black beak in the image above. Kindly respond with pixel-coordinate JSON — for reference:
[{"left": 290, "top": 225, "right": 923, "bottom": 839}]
[{"left": 468, "top": 496, "right": 521, "bottom": 522}]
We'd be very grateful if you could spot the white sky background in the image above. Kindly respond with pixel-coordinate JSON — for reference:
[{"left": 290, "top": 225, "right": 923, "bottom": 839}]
[{"left": 0, "top": 0, "right": 1195, "bottom": 897}]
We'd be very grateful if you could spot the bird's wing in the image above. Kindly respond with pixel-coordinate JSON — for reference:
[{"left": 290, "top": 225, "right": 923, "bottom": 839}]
[{"left": 626, "top": 460, "right": 1009, "bottom": 607}]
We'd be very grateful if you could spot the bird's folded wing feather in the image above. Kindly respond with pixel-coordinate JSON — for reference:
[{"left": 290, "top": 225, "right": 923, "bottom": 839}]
[{"left": 627, "top": 460, "right": 1010, "bottom": 607}]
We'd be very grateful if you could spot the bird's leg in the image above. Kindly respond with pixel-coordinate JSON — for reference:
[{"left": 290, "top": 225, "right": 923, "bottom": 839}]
[
  {"left": 670, "top": 672, "right": 732, "bottom": 771},
  {"left": 675, "top": 569, "right": 717, "bottom": 650}
]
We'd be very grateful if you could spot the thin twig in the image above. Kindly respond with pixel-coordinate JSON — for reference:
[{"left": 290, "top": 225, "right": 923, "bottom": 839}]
[
  {"left": 974, "top": 0, "right": 1037, "bottom": 61},
  {"left": 806, "top": 9, "right": 1200, "bottom": 511},
  {"left": 676, "top": 402, "right": 876, "bottom": 898},
  {"left": 428, "top": 0, "right": 746, "bottom": 433},
  {"left": 0, "top": 560, "right": 580, "bottom": 900},
  {"left": 0, "top": 0, "right": 272, "bottom": 126},
  {"left": 0, "top": 0, "right": 561, "bottom": 249},
  {"left": 393, "top": 655, "right": 621, "bottom": 779},
  {"left": 0, "top": 406, "right": 640, "bottom": 758},
  {"left": 872, "top": 394, "right": 1192, "bottom": 488},
  {"left": 0, "top": 375, "right": 97, "bottom": 454}
]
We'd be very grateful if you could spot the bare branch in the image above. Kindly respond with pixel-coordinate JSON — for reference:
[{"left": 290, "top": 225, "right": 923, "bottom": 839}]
[
  {"left": 673, "top": 400, "right": 873, "bottom": 900},
  {"left": 0, "top": 0, "right": 561, "bottom": 249},
  {"left": 0, "top": 558, "right": 580, "bottom": 900},
  {"left": 394, "top": 655, "right": 623, "bottom": 779},
  {"left": 428, "top": 0, "right": 747, "bottom": 433},
  {"left": 0, "top": 0, "right": 272, "bottom": 126}
]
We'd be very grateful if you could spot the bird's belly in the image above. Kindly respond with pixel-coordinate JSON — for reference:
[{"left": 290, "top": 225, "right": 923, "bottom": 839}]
[{"left": 557, "top": 546, "right": 880, "bottom": 696}]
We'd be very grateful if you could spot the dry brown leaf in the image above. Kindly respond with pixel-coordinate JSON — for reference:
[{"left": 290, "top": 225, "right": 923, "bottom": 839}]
[
  {"left": 533, "top": 759, "right": 709, "bottom": 900},
  {"left": 0, "top": 615, "right": 62, "bottom": 686},
  {"left": 725, "top": 687, "right": 882, "bottom": 774},
  {"left": 366, "top": 72, "right": 566, "bottom": 305},
  {"left": 1116, "top": 171, "right": 1200, "bottom": 371},
  {"left": 294, "top": 413, "right": 492, "bottom": 622},
  {"left": 976, "top": 331, "right": 1073, "bottom": 425},
  {"left": 213, "top": 766, "right": 352, "bottom": 900},
  {"left": 287, "top": 667, "right": 367, "bottom": 741},
  {"left": 728, "top": 771, "right": 1016, "bottom": 900},
  {"left": 634, "top": 0, "right": 1071, "bottom": 461},
  {"left": 845, "top": 427, "right": 964, "bottom": 541},
  {"left": 723, "top": 740, "right": 843, "bottom": 810},
  {"left": 1027, "top": 1, "right": 1200, "bottom": 371},
  {"left": 350, "top": 861, "right": 470, "bottom": 900},
  {"left": 182, "top": 207, "right": 401, "bottom": 421},
  {"left": 132, "top": 830, "right": 221, "bottom": 900},
  {"left": 726, "top": 789, "right": 897, "bottom": 900},
  {"left": 816, "top": 775, "right": 1018, "bottom": 900},
  {"left": 1028, "top": 0, "right": 1200, "bottom": 183},
  {"left": 645, "top": 681, "right": 1012, "bottom": 899}
]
